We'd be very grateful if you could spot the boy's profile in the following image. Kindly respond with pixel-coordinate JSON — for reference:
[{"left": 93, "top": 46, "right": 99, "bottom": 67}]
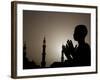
[
  {"left": 62, "top": 25, "right": 91, "bottom": 66},
  {"left": 51, "top": 25, "right": 91, "bottom": 67}
]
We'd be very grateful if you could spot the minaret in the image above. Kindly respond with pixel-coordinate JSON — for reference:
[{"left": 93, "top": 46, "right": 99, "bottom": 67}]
[{"left": 41, "top": 37, "right": 46, "bottom": 67}]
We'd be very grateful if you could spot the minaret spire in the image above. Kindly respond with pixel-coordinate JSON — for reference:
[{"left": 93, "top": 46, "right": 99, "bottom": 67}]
[{"left": 41, "top": 36, "right": 46, "bottom": 67}]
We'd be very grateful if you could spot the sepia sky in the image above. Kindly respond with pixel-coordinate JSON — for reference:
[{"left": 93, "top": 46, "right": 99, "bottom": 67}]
[{"left": 23, "top": 10, "right": 90, "bottom": 67}]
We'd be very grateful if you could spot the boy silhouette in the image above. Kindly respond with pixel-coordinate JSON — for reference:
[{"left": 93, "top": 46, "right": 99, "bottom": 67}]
[{"left": 62, "top": 25, "right": 91, "bottom": 66}]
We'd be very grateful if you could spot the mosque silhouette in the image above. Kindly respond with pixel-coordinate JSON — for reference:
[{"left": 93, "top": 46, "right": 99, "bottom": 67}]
[{"left": 23, "top": 25, "right": 91, "bottom": 69}]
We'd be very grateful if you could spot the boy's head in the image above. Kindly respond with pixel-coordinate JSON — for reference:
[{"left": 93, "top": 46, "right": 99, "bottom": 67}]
[{"left": 74, "top": 25, "right": 88, "bottom": 41}]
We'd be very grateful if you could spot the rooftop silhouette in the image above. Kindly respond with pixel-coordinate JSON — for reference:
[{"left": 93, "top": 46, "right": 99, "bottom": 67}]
[{"left": 23, "top": 43, "right": 40, "bottom": 69}]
